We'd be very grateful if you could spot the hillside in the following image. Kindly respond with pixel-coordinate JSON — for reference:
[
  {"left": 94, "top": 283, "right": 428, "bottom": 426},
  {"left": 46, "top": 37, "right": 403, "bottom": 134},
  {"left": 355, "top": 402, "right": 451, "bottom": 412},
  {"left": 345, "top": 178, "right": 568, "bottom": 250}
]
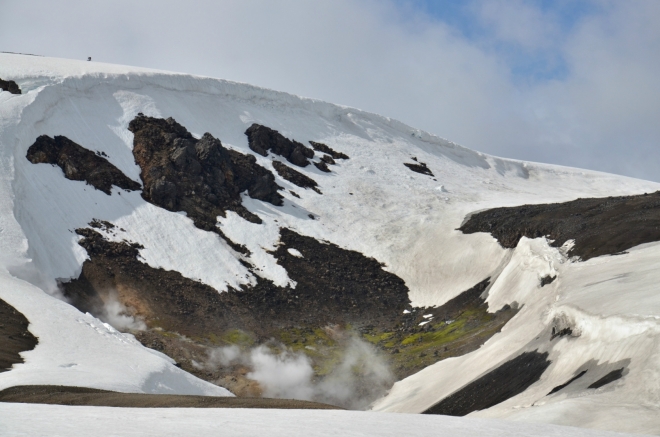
[{"left": 1, "top": 53, "right": 660, "bottom": 434}]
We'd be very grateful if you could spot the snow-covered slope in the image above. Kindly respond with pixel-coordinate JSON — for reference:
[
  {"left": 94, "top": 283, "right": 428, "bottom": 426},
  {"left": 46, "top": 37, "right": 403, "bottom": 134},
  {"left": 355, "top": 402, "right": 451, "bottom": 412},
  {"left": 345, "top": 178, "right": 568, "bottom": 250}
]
[{"left": 1, "top": 53, "right": 660, "bottom": 434}]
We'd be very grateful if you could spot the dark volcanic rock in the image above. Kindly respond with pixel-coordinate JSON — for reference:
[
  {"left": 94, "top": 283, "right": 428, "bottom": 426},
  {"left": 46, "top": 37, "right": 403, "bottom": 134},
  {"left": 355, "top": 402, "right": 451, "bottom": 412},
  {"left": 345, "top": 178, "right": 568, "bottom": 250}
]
[
  {"left": 540, "top": 275, "right": 556, "bottom": 287},
  {"left": 309, "top": 141, "right": 349, "bottom": 160},
  {"left": 314, "top": 161, "right": 331, "bottom": 173},
  {"left": 266, "top": 228, "right": 410, "bottom": 328},
  {"left": 0, "top": 78, "right": 21, "bottom": 94},
  {"left": 321, "top": 155, "right": 336, "bottom": 165},
  {"left": 548, "top": 370, "right": 587, "bottom": 395},
  {"left": 272, "top": 161, "right": 321, "bottom": 194},
  {"left": 63, "top": 226, "right": 410, "bottom": 337},
  {"left": 62, "top": 225, "right": 521, "bottom": 398},
  {"left": 245, "top": 124, "right": 314, "bottom": 167},
  {"left": 459, "top": 191, "right": 660, "bottom": 260},
  {"left": 551, "top": 326, "right": 573, "bottom": 340},
  {"left": 404, "top": 161, "right": 434, "bottom": 177},
  {"left": 129, "top": 115, "right": 283, "bottom": 227},
  {"left": 588, "top": 368, "right": 625, "bottom": 389},
  {"left": 26, "top": 135, "right": 141, "bottom": 195},
  {"left": 62, "top": 225, "right": 414, "bottom": 404},
  {"left": 423, "top": 351, "right": 551, "bottom": 416},
  {"left": 0, "top": 298, "right": 38, "bottom": 372}
]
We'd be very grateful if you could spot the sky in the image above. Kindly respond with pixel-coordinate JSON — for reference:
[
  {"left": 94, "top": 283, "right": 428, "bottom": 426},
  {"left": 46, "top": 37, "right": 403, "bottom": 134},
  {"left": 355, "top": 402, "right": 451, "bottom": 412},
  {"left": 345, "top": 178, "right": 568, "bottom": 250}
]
[{"left": 1, "top": 0, "right": 659, "bottom": 181}]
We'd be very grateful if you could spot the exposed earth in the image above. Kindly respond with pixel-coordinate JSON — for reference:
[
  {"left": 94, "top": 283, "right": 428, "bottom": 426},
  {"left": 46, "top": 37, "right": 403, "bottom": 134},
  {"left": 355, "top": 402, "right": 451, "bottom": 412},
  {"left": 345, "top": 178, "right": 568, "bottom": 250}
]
[
  {"left": 0, "top": 299, "right": 38, "bottom": 372},
  {"left": 0, "top": 385, "right": 340, "bottom": 409},
  {"left": 460, "top": 191, "right": 660, "bottom": 260}
]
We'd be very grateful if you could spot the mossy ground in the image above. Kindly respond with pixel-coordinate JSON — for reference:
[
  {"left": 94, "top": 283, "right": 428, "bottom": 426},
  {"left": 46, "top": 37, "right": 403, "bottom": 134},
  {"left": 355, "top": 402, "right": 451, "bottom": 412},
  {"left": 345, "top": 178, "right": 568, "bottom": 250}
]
[
  {"left": 363, "top": 305, "right": 516, "bottom": 378},
  {"left": 135, "top": 278, "right": 517, "bottom": 398},
  {"left": 175, "top": 298, "right": 517, "bottom": 382}
]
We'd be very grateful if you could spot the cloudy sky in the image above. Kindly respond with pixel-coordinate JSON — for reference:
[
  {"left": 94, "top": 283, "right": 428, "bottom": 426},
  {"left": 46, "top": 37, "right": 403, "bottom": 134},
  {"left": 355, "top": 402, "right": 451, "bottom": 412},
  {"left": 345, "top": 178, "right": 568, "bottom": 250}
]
[{"left": 2, "top": 0, "right": 659, "bottom": 181}]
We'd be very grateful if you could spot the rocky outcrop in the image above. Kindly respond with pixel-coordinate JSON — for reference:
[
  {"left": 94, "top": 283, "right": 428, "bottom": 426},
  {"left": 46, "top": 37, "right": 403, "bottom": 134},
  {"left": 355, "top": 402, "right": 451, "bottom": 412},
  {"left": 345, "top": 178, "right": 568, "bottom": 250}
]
[
  {"left": 0, "top": 78, "right": 21, "bottom": 94},
  {"left": 246, "top": 124, "right": 314, "bottom": 167},
  {"left": 26, "top": 135, "right": 141, "bottom": 195},
  {"left": 540, "top": 275, "right": 556, "bottom": 287},
  {"left": 129, "top": 115, "right": 283, "bottom": 227},
  {"left": 460, "top": 191, "right": 660, "bottom": 260},
  {"left": 272, "top": 161, "right": 321, "bottom": 194},
  {"left": 314, "top": 160, "right": 331, "bottom": 173},
  {"left": 404, "top": 158, "right": 434, "bottom": 177},
  {"left": 309, "top": 141, "right": 349, "bottom": 160},
  {"left": 64, "top": 220, "right": 519, "bottom": 390},
  {"left": 0, "top": 298, "right": 38, "bottom": 372},
  {"left": 62, "top": 224, "right": 417, "bottom": 401},
  {"left": 64, "top": 226, "right": 411, "bottom": 337}
]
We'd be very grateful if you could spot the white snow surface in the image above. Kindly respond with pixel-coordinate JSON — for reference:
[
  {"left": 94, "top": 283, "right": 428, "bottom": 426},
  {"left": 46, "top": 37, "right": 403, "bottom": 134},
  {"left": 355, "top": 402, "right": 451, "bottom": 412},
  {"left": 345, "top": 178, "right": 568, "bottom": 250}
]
[
  {"left": 2, "top": 54, "right": 660, "bottom": 433},
  {"left": 0, "top": 403, "right": 643, "bottom": 437}
]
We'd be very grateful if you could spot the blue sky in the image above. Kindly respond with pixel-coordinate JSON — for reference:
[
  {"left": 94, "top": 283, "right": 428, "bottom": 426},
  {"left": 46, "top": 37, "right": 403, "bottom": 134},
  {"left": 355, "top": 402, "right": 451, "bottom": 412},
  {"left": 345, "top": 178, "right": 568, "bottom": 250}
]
[{"left": 401, "top": 0, "right": 600, "bottom": 83}]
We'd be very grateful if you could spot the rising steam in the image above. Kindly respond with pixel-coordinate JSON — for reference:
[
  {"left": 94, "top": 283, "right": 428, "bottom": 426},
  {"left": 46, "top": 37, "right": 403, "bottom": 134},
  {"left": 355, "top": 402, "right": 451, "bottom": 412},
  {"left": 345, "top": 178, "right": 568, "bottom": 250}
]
[
  {"left": 97, "top": 291, "right": 146, "bottom": 331},
  {"left": 196, "top": 334, "right": 394, "bottom": 410}
]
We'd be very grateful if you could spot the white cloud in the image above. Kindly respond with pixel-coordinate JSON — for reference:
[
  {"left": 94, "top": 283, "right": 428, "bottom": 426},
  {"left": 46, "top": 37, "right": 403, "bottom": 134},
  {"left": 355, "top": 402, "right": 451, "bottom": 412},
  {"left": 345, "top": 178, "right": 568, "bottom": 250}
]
[
  {"left": 475, "top": 0, "right": 560, "bottom": 49},
  {"left": 1, "top": 0, "right": 659, "bottom": 180}
]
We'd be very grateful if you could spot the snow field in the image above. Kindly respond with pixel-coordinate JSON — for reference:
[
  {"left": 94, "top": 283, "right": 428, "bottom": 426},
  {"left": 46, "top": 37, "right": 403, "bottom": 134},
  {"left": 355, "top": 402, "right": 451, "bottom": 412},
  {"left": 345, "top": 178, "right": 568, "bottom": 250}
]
[
  {"left": 0, "top": 268, "right": 230, "bottom": 396},
  {"left": 2, "top": 53, "right": 660, "bottom": 433},
  {"left": 375, "top": 238, "right": 660, "bottom": 434},
  {"left": 0, "top": 403, "right": 643, "bottom": 437}
]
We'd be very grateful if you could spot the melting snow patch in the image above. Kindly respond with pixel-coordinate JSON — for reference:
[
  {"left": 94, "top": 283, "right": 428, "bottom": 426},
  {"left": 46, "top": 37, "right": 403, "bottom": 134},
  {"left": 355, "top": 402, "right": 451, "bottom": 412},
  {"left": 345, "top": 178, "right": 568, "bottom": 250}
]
[{"left": 287, "top": 248, "right": 304, "bottom": 258}]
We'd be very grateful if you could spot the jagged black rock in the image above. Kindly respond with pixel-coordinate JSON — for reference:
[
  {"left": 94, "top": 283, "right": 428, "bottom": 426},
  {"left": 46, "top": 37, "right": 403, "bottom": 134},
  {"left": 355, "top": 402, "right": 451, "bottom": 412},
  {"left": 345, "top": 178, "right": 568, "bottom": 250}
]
[
  {"left": 26, "top": 135, "right": 141, "bottom": 195},
  {"left": 246, "top": 124, "right": 315, "bottom": 167},
  {"left": 129, "top": 115, "right": 283, "bottom": 227}
]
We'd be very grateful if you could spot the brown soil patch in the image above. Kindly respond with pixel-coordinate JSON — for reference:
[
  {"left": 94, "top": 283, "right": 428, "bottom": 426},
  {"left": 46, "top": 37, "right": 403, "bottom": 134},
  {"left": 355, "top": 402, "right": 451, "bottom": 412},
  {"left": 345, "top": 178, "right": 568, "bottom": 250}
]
[
  {"left": 0, "top": 298, "right": 38, "bottom": 372},
  {"left": 0, "top": 385, "right": 341, "bottom": 409},
  {"left": 63, "top": 226, "right": 411, "bottom": 338},
  {"left": 460, "top": 191, "right": 660, "bottom": 260}
]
